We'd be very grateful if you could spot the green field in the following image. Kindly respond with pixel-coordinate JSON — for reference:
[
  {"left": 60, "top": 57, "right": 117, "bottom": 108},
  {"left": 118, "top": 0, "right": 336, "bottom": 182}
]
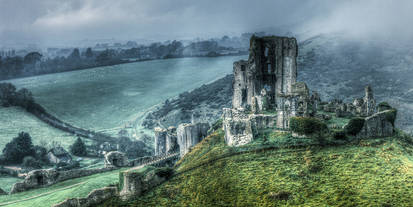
[
  {"left": 0, "top": 168, "right": 124, "bottom": 207},
  {"left": 0, "top": 106, "right": 79, "bottom": 151},
  {"left": 102, "top": 129, "right": 413, "bottom": 207},
  {"left": 5, "top": 56, "right": 245, "bottom": 136},
  {"left": 0, "top": 176, "right": 22, "bottom": 193}
]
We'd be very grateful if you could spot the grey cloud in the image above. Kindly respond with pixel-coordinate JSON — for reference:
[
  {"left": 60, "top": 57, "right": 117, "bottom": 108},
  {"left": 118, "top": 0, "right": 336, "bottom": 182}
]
[{"left": 0, "top": 0, "right": 412, "bottom": 46}]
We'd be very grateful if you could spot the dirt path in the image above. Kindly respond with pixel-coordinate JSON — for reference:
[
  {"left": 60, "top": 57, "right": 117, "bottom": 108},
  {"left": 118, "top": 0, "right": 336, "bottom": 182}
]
[{"left": 0, "top": 181, "right": 87, "bottom": 206}]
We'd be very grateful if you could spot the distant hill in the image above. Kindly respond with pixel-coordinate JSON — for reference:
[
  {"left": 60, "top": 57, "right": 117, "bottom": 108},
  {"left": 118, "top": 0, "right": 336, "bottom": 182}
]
[{"left": 297, "top": 33, "right": 413, "bottom": 133}]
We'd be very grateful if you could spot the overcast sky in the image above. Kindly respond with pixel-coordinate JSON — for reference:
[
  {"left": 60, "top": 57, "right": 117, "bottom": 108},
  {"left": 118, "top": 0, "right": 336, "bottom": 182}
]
[{"left": 1, "top": 0, "right": 412, "bottom": 47}]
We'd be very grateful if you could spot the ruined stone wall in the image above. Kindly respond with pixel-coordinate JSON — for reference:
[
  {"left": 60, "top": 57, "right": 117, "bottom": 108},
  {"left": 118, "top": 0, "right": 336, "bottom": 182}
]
[
  {"left": 177, "top": 122, "right": 210, "bottom": 156},
  {"left": 154, "top": 127, "right": 167, "bottom": 156},
  {"left": 119, "top": 167, "right": 170, "bottom": 200},
  {"left": 155, "top": 127, "right": 178, "bottom": 156},
  {"left": 165, "top": 127, "right": 178, "bottom": 153},
  {"left": 276, "top": 82, "right": 310, "bottom": 128},
  {"left": 356, "top": 110, "right": 394, "bottom": 138},
  {"left": 232, "top": 60, "right": 248, "bottom": 109},
  {"left": 223, "top": 108, "right": 277, "bottom": 146}
]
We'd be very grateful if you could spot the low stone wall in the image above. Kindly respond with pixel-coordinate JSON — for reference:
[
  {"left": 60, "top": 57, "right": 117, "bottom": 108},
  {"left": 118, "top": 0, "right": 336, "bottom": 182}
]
[
  {"left": 10, "top": 167, "right": 116, "bottom": 194},
  {"left": 52, "top": 186, "right": 117, "bottom": 207},
  {"left": 119, "top": 167, "right": 172, "bottom": 200}
]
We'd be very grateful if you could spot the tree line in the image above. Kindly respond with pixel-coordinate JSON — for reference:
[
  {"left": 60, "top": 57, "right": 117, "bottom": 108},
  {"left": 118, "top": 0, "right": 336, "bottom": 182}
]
[{"left": 0, "top": 39, "right": 234, "bottom": 80}]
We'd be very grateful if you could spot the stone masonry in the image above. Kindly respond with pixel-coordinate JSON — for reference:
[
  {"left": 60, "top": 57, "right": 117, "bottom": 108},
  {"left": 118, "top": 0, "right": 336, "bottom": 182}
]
[
  {"left": 177, "top": 122, "right": 210, "bottom": 157},
  {"left": 154, "top": 126, "right": 179, "bottom": 156},
  {"left": 232, "top": 36, "right": 298, "bottom": 113},
  {"left": 224, "top": 35, "right": 309, "bottom": 146}
]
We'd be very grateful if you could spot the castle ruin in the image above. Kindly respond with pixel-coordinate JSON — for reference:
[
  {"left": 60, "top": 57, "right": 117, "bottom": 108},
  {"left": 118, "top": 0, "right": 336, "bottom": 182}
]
[
  {"left": 223, "top": 35, "right": 311, "bottom": 146},
  {"left": 155, "top": 122, "right": 210, "bottom": 157}
]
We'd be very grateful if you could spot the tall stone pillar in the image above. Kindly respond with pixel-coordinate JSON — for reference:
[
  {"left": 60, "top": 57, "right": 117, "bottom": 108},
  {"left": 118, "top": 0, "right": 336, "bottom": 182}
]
[
  {"left": 154, "top": 127, "right": 167, "bottom": 156},
  {"left": 177, "top": 123, "right": 210, "bottom": 157}
]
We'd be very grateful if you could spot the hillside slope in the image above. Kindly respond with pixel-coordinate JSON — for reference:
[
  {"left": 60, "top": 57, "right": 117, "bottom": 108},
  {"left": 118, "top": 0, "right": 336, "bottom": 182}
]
[
  {"left": 0, "top": 168, "right": 124, "bottom": 207},
  {"left": 0, "top": 106, "right": 78, "bottom": 150},
  {"left": 102, "top": 129, "right": 413, "bottom": 207}
]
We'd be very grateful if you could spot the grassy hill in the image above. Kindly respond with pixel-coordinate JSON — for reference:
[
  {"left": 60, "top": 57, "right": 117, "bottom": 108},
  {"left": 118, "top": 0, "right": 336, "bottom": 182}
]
[
  {"left": 101, "top": 127, "right": 413, "bottom": 206},
  {"left": 0, "top": 106, "right": 79, "bottom": 151},
  {"left": 6, "top": 56, "right": 244, "bottom": 136}
]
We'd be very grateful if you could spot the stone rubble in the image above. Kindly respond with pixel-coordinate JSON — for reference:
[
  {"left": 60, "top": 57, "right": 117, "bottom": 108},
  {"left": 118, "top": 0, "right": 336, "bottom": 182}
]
[{"left": 104, "top": 151, "right": 129, "bottom": 168}]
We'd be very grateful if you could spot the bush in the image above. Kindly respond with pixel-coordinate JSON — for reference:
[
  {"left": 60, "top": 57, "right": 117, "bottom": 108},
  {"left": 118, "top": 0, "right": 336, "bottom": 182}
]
[
  {"left": 33, "top": 146, "right": 48, "bottom": 163},
  {"left": 154, "top": 167, "right": 175, "bottom": 179},
  {"left": 70, "top": 137, "right": 87, "bottom": 156},
  {"left": 344, "top": 118, "right": 365, "bottom": 136},
  {"left": 116, "top": 136, "right": 153, "bottom": 158},
  {"left": 378, "top": 102, "right": 392, "bottom": 112},
  {"left": 2, "top": 132, "right": 35, "bottom": 164},
  {"left": 332, "top": 130, "right": 347, "bottom": 140},
  {"left": 22, "top": 156, "right": 42, "bottom": 169},
  {"left": 290, "top": 117, "right": 328, "bottom": 135},
  {"left": 384, "top": 109, "right": 397, "bottom": 127}
]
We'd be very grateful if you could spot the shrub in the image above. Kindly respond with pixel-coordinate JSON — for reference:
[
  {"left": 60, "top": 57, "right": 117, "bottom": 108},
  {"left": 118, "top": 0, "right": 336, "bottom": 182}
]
[
  {"left": 332, "top": 130, "right": 347, "bottom": 140},
  {"left": 290, "top": 117, "right": 328, "bottom": 135},
  {"left": 378, "top": 102, "right": 392, "bottom": 112},
  {"left": 344, "top": 118, "right": 365, "bottom": 136},
  {"left": 22, "top": 156, "right": 42, "bottom": 169},
  {"left": 33, "top": 146, "right": 48, "bottom": 163},
  {"left": 2, "top": 132, "right": 35, "bottom": 164},
  {"left": 70, "top": 137, "right": 87, "bottom": 156},
  {"left": 154, "top": 167, "right": 175, "bottom": 179},
  {"left": 384, "top": 109, "right": 397, "bottom": 127}
]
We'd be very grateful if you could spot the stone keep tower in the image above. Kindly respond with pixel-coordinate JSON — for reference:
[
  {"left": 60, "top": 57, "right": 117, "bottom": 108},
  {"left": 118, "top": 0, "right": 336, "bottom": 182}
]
[
  {"left": 232, "top": 36, "right": 298, "bottom": 112},
  {"left": 224, "top": 35, "right": 307, "bottom": 146}
]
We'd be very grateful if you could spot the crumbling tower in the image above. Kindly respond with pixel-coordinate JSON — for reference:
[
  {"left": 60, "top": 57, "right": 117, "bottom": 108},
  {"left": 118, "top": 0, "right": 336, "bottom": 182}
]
[
  {"left": 232, "top": 35, "right": 305, "bottom": 129},
  {"left": 232, "top": 36, "right": 298, "bottom": 112},
  {"left": 224, "top": 35, "right": 308, "bottom": 146}
]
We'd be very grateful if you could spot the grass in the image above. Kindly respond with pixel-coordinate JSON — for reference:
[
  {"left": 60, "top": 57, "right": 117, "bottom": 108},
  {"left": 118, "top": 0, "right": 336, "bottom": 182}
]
[
  {"left": 0, "top": 106, "right": 79, "bottom": 151},
  {"left": 76, "top": 156, "right": 104, "bottom": 169},
  {"left": 4, "top": 56, "right": 245, "bottom": 136},
  {"left": 0, "top": 176, "right": 22, "bottom": 193},
  {"left": 0, "top": 168, "right": 125, "bottom": 207},
  {"left": 101, "top": 128, "right": 413, "bottom": 207}
]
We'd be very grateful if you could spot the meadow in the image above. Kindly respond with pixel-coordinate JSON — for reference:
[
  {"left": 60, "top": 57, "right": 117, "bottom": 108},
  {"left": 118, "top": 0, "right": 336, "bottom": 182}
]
[
  {"left": 0, "top": 107, "right": 78, "bottom": 151},
  {"left": 0, "top": 168, "right": 124, "bottom": 207},
  {"left": 5, "top": 56, "right": 245, "bottom": 137}
]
